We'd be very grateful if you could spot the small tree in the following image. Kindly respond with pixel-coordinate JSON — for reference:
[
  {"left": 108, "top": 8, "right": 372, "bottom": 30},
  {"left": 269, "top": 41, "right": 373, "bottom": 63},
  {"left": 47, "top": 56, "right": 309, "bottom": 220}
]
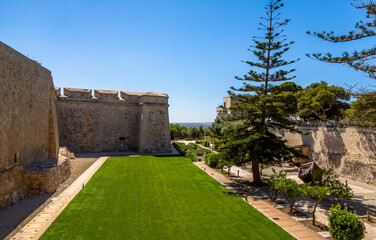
[
  {"left": 275, "top": 178, "right": 302, "bottom": 212},
  {"left": 266, "top": 168, "right": 287, "bottom": 202},
  {"left": 303, "top": 183, "right": 330, "bottom": 225},
  {"left": 328, "top": 180, "right": 354, "bottom": 207},
  {"left": 317, "top": 168, "right": 354, "bottom": 206},
  {"left": 328, "top": 204, "right": 365, "bottom": 240}
]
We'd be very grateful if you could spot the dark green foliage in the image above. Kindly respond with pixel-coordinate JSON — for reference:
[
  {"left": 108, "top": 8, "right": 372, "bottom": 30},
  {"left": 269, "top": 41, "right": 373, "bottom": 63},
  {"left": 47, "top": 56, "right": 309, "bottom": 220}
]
[
  {"left": 329, "top": 180, "right": 354, "bottom": 207},
  {"left": 307, "top": 1, "right": 376, "bottom": 80},
  {"left": 302, "top": 183, "right": 330, "bottom": 225},
  {"left": 205, "top": 153, "right": 220, "bottom": 168},
  {"left": 223, "top": 0, "right": 303, "bottom": 186},
  {"left": 328, "top": 204, "right": 365, "bottom": 240},
  {"left": 209, "top": 115, "right": 231, "bottom": 137},
  {"left": 173, "top": 143, "right": 211, "bottom": 161},
  {"left": 266, "top": 168, "right": 287, "bottom": 202},
  {"left": 317, "top": 168, "right": 354, "bottom": 206},
  {"left": 345, "top": 91, "right": 376, "bottom": 125},
  {"left": 297, "top": 81, "right": 350, "bottom": 122},
  {"left": 275, "top": 178, "right": 302, "bottom": 212},
  {"left": 170, "top": 124, "right": 208, "bottom": 140},
  {"left": 202, "top": 139, "right": 210, "bottom": 147}
]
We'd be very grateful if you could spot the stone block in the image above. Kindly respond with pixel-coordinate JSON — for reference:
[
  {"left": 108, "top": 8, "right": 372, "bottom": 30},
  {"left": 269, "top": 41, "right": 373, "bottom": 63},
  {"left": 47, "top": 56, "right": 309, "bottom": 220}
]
[
  {"left": 64, "top": 88, "right": 92, "bottom": 100},
  {"left": 94, "top": 89, "right": 119, "bottom": 101}
]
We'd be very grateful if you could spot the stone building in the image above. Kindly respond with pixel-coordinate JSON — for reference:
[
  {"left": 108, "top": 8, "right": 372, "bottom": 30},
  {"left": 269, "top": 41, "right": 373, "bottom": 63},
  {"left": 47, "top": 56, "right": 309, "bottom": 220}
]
[
  {"left": 216, "top": 96, "right": 233, "bottom": 117},
  {"left": 0, "top": 41, "right": 171, "bottom": 209}
]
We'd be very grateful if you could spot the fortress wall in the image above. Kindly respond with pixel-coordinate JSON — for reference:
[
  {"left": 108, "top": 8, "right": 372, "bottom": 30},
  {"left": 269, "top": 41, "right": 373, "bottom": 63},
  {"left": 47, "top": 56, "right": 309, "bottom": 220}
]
[
  {"left": 138, "top": 95, "right": 171, "bottom": 153},
  {"left": 0, "top": 41, "right": 59, "bottom": 208},
  {"left": 277, "top": 127, "right": 376, "bottom": 184},
  {"left": 56, "top": 88, "right": 171, "bottom": 153}
]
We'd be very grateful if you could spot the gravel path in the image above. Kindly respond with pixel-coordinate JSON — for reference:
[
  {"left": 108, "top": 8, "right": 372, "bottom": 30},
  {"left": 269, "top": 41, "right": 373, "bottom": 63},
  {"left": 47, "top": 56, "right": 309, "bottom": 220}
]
[{"left": 1, "top": 156, "right": 98, "bottom": 240}]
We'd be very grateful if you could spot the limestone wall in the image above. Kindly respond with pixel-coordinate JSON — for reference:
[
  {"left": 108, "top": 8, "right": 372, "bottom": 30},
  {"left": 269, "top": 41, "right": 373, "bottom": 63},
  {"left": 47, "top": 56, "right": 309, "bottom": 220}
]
[
  {"left": 56, "top": 88, "right": 171, "bottom": 153},
  {"left": 0, "top": 41, "right": 60, "bottom": 208},
  {"left": 276, "top": 127, "right": 376, "bottom": 184}
]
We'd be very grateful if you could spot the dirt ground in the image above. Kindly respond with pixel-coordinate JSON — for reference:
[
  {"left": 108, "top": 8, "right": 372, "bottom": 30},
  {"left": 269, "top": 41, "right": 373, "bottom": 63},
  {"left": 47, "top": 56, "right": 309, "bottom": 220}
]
[{"left": 0, "top": 156, "right": 98, "bottom": 240}]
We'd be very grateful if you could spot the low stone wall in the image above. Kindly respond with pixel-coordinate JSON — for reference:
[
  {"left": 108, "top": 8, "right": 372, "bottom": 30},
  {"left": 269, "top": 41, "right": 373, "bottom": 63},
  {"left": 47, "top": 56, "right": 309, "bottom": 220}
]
[
  {"left": 0, "top": 148, "right": 72, "bottom": 209},
  {"left": 276, "top": 127, "right": 376, "bottom": 184},
  {"left": 0, "top": 165, "right": 27, "bottom": 209}
]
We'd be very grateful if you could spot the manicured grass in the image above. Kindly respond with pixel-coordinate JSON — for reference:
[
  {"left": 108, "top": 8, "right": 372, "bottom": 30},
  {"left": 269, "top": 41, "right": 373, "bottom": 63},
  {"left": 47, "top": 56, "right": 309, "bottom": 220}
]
[{"left": 41, "top": 156, "right": 294, "bottom": 240}]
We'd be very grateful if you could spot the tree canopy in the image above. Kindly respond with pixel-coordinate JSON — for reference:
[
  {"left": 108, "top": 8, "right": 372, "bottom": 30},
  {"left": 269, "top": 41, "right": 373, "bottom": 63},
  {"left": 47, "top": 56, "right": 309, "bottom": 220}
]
[{"left": 297, "top": 81, "right": 350, "bottom": 122}]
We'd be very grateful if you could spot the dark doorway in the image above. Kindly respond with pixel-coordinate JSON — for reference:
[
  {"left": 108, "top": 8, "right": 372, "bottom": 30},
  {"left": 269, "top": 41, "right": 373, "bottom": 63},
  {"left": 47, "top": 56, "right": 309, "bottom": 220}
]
[{"left": 119, "top": 137, "right": 126, "bottom": 151}]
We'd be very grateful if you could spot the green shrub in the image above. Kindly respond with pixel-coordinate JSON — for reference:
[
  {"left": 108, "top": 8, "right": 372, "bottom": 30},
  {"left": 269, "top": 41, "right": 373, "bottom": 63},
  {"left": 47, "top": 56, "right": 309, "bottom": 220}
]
[
  {"left": 185, "top": 138, "right": 194, "bottom": 141},
  {"left": 185, "top": 152, "right": 198, "bottom": 162},
  {"left": 202, "top": 139, "right": 210, "bottom": 147},
  {"left": 328, "top": 204, "right": 365, "bottom": 240},
  {"left": 205, "top": 153, "right": 220, "bottom": 168},
  {"left": 195, "top": 140, "right": 202, "bottom": 144}
]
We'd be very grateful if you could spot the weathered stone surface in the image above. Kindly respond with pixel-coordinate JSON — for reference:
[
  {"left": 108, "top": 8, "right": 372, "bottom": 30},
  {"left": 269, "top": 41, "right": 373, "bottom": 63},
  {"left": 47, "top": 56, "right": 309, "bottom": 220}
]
[
  {"left": 56, "top": 88, "right": 171, "bottom": 153},
  {"left": 23, "top": 147, "right": 72, "bottom": 195},
  {"left": 277, "top": 127, "right": 376, "bottom": 184},
  {"left": 0, "top": 41, "right": 61, "bottom": 209}
]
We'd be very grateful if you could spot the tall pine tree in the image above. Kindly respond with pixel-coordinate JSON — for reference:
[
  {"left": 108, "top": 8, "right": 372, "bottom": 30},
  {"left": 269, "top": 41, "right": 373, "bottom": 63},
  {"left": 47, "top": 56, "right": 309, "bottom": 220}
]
[{"left": 222, "top": 0, "right": 302, "bottom": 186}]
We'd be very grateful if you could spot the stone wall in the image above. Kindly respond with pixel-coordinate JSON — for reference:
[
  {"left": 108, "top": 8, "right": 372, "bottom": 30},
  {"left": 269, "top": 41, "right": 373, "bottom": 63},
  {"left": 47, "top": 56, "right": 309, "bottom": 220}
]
[
  {"left": 56, "top": 88, "right": 171, "bottom": 153},
  {"left": 0, "top": 41, "right": 61, "bottom": 208},
  {"left": 276, "top": 127, "right": 376, "bottom": 184}
]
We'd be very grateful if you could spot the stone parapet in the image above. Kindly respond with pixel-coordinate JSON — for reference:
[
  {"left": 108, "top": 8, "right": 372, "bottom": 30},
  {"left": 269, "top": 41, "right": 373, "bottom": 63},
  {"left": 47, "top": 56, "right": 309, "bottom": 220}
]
[
  {"left": 94, "top": 89, "right": 119, "bottom": 101},
  {"left": 57, "top": 88, "right": 169, "bottom": 105}
]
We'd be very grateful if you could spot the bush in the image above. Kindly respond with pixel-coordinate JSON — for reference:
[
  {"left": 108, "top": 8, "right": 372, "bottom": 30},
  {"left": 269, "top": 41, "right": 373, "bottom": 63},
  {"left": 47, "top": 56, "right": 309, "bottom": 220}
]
[
  {"left": 328, "top": 204, "right": 365, "bottom": 240},
  {"left": 205, "top": 153, "right": 220, "bottom": 168},
  {"left": 202, "top": 139, "right": 210, "bottom": 147},
  {"left": 185, "top": 151, "right": 198, "bottom": 162},
  {"left": 185, "top": 138, "right": 194, "bottom": 141},
  {"left": 195, "top": 140, "right": 202, "bottom": 144}
]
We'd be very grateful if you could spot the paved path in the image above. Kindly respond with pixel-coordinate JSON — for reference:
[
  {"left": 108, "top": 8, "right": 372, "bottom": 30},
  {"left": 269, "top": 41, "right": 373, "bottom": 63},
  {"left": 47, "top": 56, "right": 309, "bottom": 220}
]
[
  {"left": 10, "top": 157, "right": 108, "bottom": 240},
  {"left": 194, "top": 162, "right": 324, "bottom": 240}
]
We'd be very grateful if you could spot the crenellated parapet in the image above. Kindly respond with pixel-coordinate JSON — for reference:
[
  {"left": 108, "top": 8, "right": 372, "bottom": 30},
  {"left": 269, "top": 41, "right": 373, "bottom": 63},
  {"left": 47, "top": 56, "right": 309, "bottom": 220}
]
[{"left": 56, "top": 87, "right": 168, "bottom": 105}]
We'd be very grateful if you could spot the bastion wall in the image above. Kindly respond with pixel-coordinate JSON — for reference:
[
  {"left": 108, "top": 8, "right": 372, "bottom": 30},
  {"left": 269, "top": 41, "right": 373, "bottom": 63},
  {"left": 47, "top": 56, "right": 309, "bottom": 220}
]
[
  {"left": 276, "top": 126, "right": 376, "bottom": 184},
  {"left": 55, "top": 88, "right": 171, "bottom": 153},
  {"left": 0, "top": 41, "right": 61, "bottom": 208}
]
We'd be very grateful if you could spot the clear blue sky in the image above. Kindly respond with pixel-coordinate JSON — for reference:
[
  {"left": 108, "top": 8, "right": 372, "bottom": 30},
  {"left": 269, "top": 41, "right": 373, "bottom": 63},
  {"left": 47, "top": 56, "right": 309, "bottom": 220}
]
[{"left": 0, "top": 0, "right": 373, "bottom": 122}]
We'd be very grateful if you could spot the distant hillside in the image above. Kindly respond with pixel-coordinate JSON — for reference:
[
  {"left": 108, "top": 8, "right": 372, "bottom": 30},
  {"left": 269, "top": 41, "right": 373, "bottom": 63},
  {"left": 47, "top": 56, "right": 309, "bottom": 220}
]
[{"left": 172, "top": 122, "right": 212, "bottom": 128}]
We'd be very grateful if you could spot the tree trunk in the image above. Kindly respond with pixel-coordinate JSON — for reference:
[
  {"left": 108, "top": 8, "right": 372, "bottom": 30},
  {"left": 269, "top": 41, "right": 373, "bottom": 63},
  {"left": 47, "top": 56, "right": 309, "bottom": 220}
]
[
  {"left": 252, "top": 158, "right": 262, "bottom": 186},
  {"left": 290, "top": 202, "right": 294, "bottom": 213},
  {"left": 312, "top": 202, "right": 319, "bottom": 226}
]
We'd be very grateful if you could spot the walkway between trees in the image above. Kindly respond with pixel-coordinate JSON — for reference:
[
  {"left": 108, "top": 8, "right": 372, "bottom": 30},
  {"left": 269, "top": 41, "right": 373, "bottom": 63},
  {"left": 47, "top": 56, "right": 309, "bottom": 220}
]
[{"left": 194, "top": 162, "right": 324, "bottom": 240}]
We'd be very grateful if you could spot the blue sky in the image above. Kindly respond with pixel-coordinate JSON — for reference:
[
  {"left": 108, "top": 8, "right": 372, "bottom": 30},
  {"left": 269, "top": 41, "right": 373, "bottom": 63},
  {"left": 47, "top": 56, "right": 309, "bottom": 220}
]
[{"left": 0, "top": 0, "right": 373, "bottom": 122}]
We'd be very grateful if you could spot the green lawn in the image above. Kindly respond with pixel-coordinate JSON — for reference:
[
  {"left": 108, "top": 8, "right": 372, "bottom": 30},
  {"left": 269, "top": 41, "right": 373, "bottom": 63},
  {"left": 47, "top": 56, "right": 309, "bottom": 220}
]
[{"left": 41, "top": 156, "right": 294, "bottom": 240}]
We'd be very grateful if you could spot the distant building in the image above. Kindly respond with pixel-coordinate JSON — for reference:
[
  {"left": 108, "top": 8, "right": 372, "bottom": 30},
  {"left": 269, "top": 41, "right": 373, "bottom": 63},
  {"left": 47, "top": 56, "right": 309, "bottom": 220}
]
[{"left": 216, "top": 96, "right": 233, "bottom": 117}]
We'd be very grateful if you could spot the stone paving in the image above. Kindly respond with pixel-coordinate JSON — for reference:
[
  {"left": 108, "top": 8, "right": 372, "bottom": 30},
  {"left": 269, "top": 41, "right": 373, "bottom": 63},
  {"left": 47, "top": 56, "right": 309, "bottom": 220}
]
[
  {"left": 10, "top": 156, "right": 108, "bottom": 240},
  {"left": 194, "top": 162, "right": 324, "bottom": 240}
]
